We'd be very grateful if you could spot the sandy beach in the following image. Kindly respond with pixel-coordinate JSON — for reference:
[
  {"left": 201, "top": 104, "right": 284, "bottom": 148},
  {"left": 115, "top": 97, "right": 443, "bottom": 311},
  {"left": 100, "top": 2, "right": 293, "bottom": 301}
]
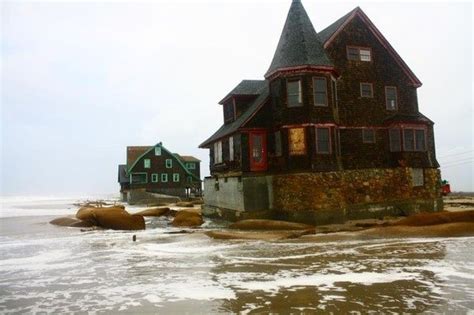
[{"left": 1, "top": 195, "right": 473, "bottom": 313}]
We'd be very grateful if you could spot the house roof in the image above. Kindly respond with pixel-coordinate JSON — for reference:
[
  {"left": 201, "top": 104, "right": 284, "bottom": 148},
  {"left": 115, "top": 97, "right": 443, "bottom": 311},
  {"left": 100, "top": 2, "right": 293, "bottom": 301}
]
[
  {"left": 199, "top": 83, "right": 270, "bottom": 148},
  {"left": 265, "top": 0, "right": 333, "bottom": 78},
  {"left": 318, "top": 7, "right": 358, "bottom": 44},
  {"left": 127, "top": 146, "right": 151, "bottom": 167},
  {"left": 127, "top": 143, "right": 201, "bottom": 181},
  {"left": 177, "top": 155, "right": 201, "bottom": 163},
  {"left": 319, "top": 7, "right": 422, "bottom": 87},
  {"left": 384, "top": 112, "right": 434, "bottom": 125},
  {"left": 118, "top": 164, "right": 129, "bottom": 183},
  {"left": 219, "top": 80, "right": 267, "bottom": 105}
]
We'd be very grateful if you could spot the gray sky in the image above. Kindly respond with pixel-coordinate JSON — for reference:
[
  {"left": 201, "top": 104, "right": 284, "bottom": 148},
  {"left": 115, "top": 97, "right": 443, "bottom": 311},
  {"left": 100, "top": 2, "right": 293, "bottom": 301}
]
[{"left": 1, "top": 0, "right": 473, "bottom": 195}]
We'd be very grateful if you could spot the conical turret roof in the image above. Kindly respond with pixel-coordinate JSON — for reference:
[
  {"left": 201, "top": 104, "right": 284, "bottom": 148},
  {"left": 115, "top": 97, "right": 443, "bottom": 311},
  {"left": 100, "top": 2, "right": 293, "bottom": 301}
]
[{"left": 265, "top": 0, "right": 333, "bottom": 78}]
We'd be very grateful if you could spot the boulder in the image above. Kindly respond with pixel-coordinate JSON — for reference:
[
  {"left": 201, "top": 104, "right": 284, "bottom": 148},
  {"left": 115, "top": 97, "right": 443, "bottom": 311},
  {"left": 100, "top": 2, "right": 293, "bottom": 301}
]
[
  {"left": 134, "top": 207, "right": 170, "bottom": 217},
  {"left": 171, "top": 210, "right": 203, "bottom": 227},
  {"left": 175, "top": 201, "right": 195, "bottom": 208},
  {"left": 230, "top": 219, "right": 314, "bottom": 230},
  {"left": 75, "top": 206, "right": 145, "bottom": 230},
  {"left": 50, "top": 217, "right": 82, "bottom": 227},
  {"left": 392, "top": 210, "right": 474, "bottom": 227}
]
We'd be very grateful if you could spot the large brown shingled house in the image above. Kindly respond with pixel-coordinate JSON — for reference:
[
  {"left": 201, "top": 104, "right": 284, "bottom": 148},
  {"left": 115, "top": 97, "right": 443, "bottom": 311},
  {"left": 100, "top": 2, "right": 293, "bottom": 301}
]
[
  {"left": 199, "top": 0, "right": 442, "bottom": 224},
  {"left": 118, "top": 142, "right": 201, "bottom": 200}
]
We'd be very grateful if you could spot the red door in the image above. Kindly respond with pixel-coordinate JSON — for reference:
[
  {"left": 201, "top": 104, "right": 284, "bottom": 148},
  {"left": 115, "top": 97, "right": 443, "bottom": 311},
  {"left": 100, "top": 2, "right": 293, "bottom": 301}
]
[{"left": 249, "top": 131, "right": 267, "bottom": 171}]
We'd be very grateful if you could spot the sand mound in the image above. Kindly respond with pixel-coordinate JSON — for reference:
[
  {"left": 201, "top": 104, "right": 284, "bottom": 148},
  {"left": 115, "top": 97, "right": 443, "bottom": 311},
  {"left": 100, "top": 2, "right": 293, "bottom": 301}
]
[
  {"left": 230, "top": 219, "right": 314, "bottom": 230},
  {"left": 75, "top": 206, "right": 145, "bottom": 230},
  {"left": 392, "top": 210, "right": 474, "bottom": 226},
  {"left": 362, "top": 222, "right": 474, "bottom": 238}
]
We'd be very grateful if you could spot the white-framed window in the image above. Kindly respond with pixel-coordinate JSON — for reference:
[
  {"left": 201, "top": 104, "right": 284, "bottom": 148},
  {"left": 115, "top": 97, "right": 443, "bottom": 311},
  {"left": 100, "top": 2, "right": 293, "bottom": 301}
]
[
  {"left": 316, "top": 127, "right": 331, "bottom": 154},
  {"left": 144, "top": 159, "right": 151, "bottom": 168},
  {"left": 161, "top": 173, "right": 168, "bottom": 182},
  {"left": 165, "top": 159, "right": 172, "bottom": 168},
  {"left": 151, "top": 173, "right": 159, "bottom": 183},
  {"left": 287, "top": 80, "right": 302, "bottom": 107},
  {"left": 403, "top": 128, "right": 426, "bottom": 152},
  {"left": 313, "top": 77, "right": 327, "bottom": 106},
  {"left": 173, "top": 173, "right": 180, "bottom": 182},
  {"left": 360, "top": 83, "right": 373, "bottom": 98},
  {"left": 229, "top": 136, "right": 234, "bottom": 161},
  {"left": 347, "top": 46, "right": 372, "bottom": 62},
  {"left": 362, "top": 129, "right": 376, "bottom": 143},
  {"left": 385, "top": 86, "right": 398, "bottom": 110},
  {"left": 214, "top": 141, "right": 223, "bottom": 164},
  {"left": 411, "top": 168, "right": 424, "bottom": 187},
  {"left": 155, "top": 146, "right": 161, "bottom": 156}
]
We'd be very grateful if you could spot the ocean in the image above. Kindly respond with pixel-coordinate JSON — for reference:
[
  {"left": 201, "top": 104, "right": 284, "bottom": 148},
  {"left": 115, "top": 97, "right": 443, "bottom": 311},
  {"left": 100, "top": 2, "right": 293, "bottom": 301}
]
[{"left": 1, "top": 196, "right": 473, "bottom": 314}]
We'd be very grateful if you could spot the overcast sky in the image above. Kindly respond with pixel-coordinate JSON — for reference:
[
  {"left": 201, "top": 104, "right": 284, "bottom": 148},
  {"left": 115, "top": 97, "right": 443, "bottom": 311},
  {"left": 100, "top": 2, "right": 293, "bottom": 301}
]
[{"left": 1, "top": 0, "right": 473, "bottom": 196}]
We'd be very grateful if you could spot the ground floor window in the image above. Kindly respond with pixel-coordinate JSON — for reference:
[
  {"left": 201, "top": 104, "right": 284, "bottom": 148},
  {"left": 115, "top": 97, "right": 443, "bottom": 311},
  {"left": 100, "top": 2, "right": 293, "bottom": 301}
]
[
  {"left": 389, "top": 128, "right": 401, "bottom": 152},
  {"left": 130, "top": 173, "right": 147, "bottom": 184},
  {"left": 316, "top": 127, "right": 330, "bottom": 154},
  {"left": 161, "top": 174, "right": 168, "bottom": 183},
  {"left": 288, "top": 128, "right": 306, "bottom": 155},
  {"left": 411, "top": 168, "right": 424, "bottom": 187},
  {"left": 362, "top": 129, "right": 375, "bottom": 143},
  {"left": 151, "top": 173, "right": 159, "bottom": 183},
  {"left": 214, "top": 141, "right": 222, "bottom": 164},
  {"left": 173, "top": 173, "right": 180, "bottom": 182},
  {"left": 403, "top": 128, "right": 426, "bottom": 152}
]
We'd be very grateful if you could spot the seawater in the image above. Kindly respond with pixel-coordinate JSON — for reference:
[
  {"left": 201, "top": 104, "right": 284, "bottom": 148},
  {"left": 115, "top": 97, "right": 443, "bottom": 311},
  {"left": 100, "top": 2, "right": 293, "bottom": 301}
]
[{"left": 0, "top": 196, "right": 473, "bottom": 313}]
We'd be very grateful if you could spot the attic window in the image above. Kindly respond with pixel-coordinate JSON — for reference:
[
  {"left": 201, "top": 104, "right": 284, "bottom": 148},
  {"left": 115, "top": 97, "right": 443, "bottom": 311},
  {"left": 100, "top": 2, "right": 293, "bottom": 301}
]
[
  {"left": 385, "top": 86, "right": 398, "bottom": 110},
  {"left": 186, "top": 162, "right": 196, "bottom": 169},
  {"left": 224, "top": 102, "right": 235, "bottom": 123},
  {"left": 155, "top": 146, "right": 161, "bottom": 156},
  {"left": 287, "top": 80, "right": 302, "bottom": 107},
  {"left": 347, "top": 46, "right": 372, "bottom": 62}
]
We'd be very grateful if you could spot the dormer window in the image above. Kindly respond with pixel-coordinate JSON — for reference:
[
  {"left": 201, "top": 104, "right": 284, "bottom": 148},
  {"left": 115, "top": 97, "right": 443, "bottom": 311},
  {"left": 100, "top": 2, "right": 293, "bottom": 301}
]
[
  {"left": 347, "top": 46, "right": 372, "bottom": 62},
  {"left": 287, "top": 80, "right": 302, "bottom": 107},
  {"left": 224, "top": 101, "right": 235, "bottom": 123}
]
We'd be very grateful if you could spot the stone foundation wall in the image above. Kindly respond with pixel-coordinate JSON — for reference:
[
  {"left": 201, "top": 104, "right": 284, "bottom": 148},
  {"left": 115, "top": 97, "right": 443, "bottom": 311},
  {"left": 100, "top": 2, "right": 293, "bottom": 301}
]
[
  {"left": 202, "top": 167, "right": 442, "bottom": 225},
  {"left": 272, "top": 167, "right": 442, "bottom": 224}
]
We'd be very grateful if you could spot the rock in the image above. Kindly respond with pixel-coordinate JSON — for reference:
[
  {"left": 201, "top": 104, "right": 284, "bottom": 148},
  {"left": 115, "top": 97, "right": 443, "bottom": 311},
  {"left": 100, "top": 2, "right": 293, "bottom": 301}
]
[
  {"left": 50, "top": 217, "right": 82, "bottom": 227},
  {"left": 175, "top": 201, "right": 195, "bottom": 208},
  {"left": 205, "top": 229, "right": 315, "bottom": 240},
  {"left": 230, "top": 219, "right": 314, "bottom": 230},
  {"left": 392, "top": 210, "right": 474, "bottom": 227},
  {"left": 171, "top": 210, "right": 203, "bottom": 227},
  {"left": 69, "top": 220, "right": 96, "bottom": 228},
  {"left": 75, "top": 206, "right": 145, "bottom": 230},
  {"left": 134, "top": 207, "right": 170, "bottom": 217}
]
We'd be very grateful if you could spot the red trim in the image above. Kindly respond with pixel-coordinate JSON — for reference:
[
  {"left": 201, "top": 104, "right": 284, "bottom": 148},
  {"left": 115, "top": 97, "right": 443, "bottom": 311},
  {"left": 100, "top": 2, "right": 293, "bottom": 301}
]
[
  {"left": 265, "top": 65, "right": 339, "bottom": 80},
  {"left": 323, "top": 8, "right": 422, "bottom": 87}
]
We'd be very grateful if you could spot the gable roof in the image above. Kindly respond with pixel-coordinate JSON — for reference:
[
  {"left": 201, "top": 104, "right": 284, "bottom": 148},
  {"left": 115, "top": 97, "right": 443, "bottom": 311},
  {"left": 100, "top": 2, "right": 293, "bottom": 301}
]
[
  {"left": 127, "top": 146, "right": 150, "bottom": 167},
  {"left": 219, "top": 80, "right": 267, "bottom": 105},
  {"left": 199, "top": 83, "right": 270, "bottom": 148},
  {"left": 177, "top": 155, "right": 201, "bottom": 163},
  {"left": 265, "top": 0, "right": 333, "bottom": 78},
  {"left": 127, "top": 143, "right": 201, "bottom": 181},
  {"left": 319, "top": 7, "right": 422, "bottom": 87}
]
